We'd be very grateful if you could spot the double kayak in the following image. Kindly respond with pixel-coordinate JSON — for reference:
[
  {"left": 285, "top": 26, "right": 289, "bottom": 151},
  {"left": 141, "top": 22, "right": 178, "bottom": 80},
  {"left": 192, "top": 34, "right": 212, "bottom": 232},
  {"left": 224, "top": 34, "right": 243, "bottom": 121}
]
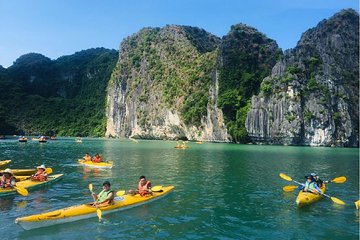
[
  {"left": 78, "top": 159, "right": 113, "bottom": 169},
  {"left": 0, "top": 160, "right": 11, "bottom": 168},
  {"left": 0, "top": 174, "right": 63, "bottom": 197},
  {"left": 16, "top": 185, "right": 174, "bottom": 230},
  {"left": 296, "top": 185, "right": 326, "bottom": 207}
]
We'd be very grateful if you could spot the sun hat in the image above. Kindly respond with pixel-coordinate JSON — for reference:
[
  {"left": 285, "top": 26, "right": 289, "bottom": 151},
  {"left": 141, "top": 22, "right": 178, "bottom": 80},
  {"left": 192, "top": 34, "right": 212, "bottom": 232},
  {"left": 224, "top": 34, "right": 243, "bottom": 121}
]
[
  {"left": 37, "top": 164, "right": 46, "bottom": 169},
  {"left": 3, "top": 168, "right": 12, "bottom": 174}
]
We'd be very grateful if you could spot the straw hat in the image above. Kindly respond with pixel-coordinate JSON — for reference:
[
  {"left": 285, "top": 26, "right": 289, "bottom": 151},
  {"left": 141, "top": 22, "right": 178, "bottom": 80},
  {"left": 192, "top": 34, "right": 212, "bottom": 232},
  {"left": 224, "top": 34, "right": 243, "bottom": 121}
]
[
  {"left": 3, "top": 168, "right": 12, "bottom": 174},
  {"left": 37, "top": 164, "right": 46, "bottom": 170}
]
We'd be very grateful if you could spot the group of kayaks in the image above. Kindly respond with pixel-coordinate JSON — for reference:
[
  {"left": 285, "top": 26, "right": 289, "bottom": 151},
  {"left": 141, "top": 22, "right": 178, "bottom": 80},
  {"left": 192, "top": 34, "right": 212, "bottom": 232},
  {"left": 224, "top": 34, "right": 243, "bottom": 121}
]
[
  {"left": 1, "top": 159, "right": 174, "bottom": 230},
  {"left": 0, "top": 160, "right": 63, "bottom": 197}
]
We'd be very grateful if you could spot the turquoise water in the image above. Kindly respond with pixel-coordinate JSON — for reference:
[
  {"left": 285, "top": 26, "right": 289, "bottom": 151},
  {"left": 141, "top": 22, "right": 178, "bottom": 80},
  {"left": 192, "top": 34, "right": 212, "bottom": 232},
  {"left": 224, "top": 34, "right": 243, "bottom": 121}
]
[{"left": 0, "top": 138, "right": 358, "bottom": 239}]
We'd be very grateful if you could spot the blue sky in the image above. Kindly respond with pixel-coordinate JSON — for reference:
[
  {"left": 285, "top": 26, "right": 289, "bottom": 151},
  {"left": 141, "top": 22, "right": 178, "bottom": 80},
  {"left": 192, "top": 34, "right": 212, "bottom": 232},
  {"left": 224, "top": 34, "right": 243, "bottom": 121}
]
[{"left": 0, "top": 0, "right": 358, "bottom": 68}]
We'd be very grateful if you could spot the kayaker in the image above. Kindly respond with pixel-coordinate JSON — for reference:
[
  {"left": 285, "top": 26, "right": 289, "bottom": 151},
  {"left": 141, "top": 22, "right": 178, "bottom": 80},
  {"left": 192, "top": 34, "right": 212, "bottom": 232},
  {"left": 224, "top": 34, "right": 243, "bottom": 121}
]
[
  {"left": 83, "top": 152, "right": 92, "bottom": 161},
  {"left": 310, "top": 173, "right": 328, "bottom": 187},
  {"left": 300, "top": 175, "right": 322, "bottom": 194},
  {"left": 92, "top": 153, "right": 102, "bottom": 163},
  {"left": 0, "top": 168, "right": 16, "bottom": 188},
  {"left": 129, "top": 175, "right": 152, "bottom": 196},
  {"left": 31, "top": 165, "right": 48, "bottom": 181},
  {"left": 92, "top": 181, "right": 114, "bottom": 206}
]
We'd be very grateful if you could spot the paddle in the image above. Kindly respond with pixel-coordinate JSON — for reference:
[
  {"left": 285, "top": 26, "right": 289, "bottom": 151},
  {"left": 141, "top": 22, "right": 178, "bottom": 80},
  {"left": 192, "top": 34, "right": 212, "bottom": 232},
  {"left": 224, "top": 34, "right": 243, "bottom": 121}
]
[
  {"left": 283, "top": 176, "right": 347, "bottom": 192},
  {"left": 151, "top": 185, "right": 163, "bottom": 192},
  {"left": 279, "top": 173, "right": 345, "bottom": 205},
  {"left": 14, "top": 186, "right": 29, "bottom": 196},
  {"left": 116, "top": 190, "right": 125, "bottom": 196},
  {"left": 355, "top": 200, "right": 360, "bottom": 210},
  {"left": 89, "top": 184, "right": 102, "bottom": 221}
]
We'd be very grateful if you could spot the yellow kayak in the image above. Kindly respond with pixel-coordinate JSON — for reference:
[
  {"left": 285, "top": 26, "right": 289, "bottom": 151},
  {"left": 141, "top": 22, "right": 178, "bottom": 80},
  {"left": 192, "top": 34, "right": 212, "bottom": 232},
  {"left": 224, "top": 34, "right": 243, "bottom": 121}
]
[
  {"left": 174, "top": 146, "right": 189, "bottom": 149},
  {"left": 16, "top": 185, "right": 174, "bottom": 230},
  {"left": 296, "top": 185, "right": 326, "bottom": 207},
  {"left": 0, "top": 167, "right": 52, "bottom": 176},
  {"left": 78, "top": 159, "right": 113, "bottom": 169},
  {"left": 0, "top": 160, "right": 11, "bottom": 168},
  {"left": 0, "top": 174, "right": 63, "bottom": 197}
]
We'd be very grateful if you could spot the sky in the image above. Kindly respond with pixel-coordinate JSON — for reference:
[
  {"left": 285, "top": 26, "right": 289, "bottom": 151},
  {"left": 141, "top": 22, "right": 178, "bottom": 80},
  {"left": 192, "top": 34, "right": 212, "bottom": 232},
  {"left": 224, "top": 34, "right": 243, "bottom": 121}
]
[{"left": 0, "top": 0, "right": 358, "bottom": 68}]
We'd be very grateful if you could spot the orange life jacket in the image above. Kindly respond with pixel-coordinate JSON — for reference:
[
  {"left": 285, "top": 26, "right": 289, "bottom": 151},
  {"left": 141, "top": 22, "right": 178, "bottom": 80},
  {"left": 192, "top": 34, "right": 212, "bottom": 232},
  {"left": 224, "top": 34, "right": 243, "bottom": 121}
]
[
  {"left": 1, "top": 175, "right": 16, "bottom": 188},
  {"left": 31, "top": 170, "right": 48, "bottom": 181},
  {"left": 138, "top": 180, "right": 152, "bottom": 196}
]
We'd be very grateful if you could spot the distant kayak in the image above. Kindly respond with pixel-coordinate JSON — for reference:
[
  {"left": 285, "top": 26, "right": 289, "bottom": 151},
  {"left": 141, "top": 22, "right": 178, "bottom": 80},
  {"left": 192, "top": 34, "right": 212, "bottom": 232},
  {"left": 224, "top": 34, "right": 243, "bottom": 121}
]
[
  {"left": 19, "top": 137, "right": 28, "bottom": 142},
  {"left": 174, "top": 146, "right": 189, "bottom": 149},
  {"left": 78, "top": 159, "right": 113, "bottom": 169},
  {"left": 0, "top": 174, "right": 63, "bottom": 197},
  {"left": 0, "top": 160, "right": 11, "bottom": 168},
  {"left": 296, "top": 185, "right": 326, "bottom": 207},
  {"left": 16, "top": 185, "right": 174, "bottom": 230}
]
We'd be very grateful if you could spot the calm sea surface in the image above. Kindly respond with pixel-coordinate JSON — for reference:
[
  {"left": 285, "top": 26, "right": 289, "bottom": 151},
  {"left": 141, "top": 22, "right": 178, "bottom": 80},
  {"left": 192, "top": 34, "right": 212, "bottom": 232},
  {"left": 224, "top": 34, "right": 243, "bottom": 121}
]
[{"left": 0, "top": 138, "right": 358, "bottom": 239}]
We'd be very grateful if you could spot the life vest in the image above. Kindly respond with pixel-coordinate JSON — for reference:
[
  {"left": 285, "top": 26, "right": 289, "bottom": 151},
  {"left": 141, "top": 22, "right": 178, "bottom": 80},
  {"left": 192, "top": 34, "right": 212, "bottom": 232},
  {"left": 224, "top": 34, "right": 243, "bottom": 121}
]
[
  {"left": 304, "top": 181, "right": 317, "bottom": 192},
  {"left": 92, "top": 157, "right": 102, "bottom": 163},
  {"left": 138, "top": 181, "right": 152, "bottom": 196},
  {"left": 0, "top": 175, "right": 16, "bottom": 188},
  {"left": 31, "top": 170, "right": 48, "bottom": 181},
  {"left": 96, "top": 189, "right": 114, "bottom": 204}
]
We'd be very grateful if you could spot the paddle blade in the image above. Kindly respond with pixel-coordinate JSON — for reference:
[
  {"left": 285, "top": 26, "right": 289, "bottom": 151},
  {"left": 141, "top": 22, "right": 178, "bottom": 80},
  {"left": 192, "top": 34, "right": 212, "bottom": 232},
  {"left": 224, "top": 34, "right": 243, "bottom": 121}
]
[
  {"left": 152, "top": 185, "right": 163, "bottom": 192},
  {"left": 96, "top": 208, "right": 102, "bottom": 221},
  {"left": 283, "top": 185, "right": 298, "bottom": 192},
  {"left": 89, "top": 183, "right": 93, "bottom": 192},
  {"left": 331, "top": 197, "right": 345, "bottom": 205},
  {"left": 279, "top": 173, "right": 292, "bottom": 181},
  {"left": 45, "top": 168, "right": 53, "bottom": 175},
  {"left": 116, "top": 190, "right": 125, "bottom": 196},
  {"left": 15, "top": 186, "right": 29, "bottom": 196},
  {"left": 355, "top": 200, "right": 360, "bottom": 209},
  {"left": 331, "top": 176, "right": 346, "bottom": 183}
]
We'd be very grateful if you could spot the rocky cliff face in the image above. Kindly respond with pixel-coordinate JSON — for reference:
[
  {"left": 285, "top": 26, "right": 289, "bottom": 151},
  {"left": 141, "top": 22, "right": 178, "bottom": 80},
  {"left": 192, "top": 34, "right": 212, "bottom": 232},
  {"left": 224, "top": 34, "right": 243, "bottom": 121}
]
[
  {"left": 106, "top": 26, "right": 229, "bottom": 141},
  {"left": 246, "top": 9, "right": 359, "bottom": 147}
]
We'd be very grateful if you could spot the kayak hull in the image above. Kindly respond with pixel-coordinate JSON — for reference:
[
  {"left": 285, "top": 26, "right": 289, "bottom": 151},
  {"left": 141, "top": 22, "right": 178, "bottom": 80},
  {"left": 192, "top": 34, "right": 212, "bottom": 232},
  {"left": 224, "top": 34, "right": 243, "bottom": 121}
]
[
  {"left": 0, "top": 160, "right": 11, "bottom": 168},
  {"left": 78, "top": 159, "right": 113, "bottom": 169},
  {"left": 16, "top": 185, "right": 174, "bottom": 230},
  {"left": 296, "top": 185, "right": 326, "bottom": 207},
  {"left": 0, "top": 174, "right": 63, "bottom": 197}
]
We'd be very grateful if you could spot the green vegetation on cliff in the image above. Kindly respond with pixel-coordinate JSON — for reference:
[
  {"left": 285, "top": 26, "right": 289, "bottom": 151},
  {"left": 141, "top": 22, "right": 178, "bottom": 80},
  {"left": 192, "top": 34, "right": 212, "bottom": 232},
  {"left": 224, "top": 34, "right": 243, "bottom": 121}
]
[
  {"left": 218, "top": 24, "right": 282, "bottom": 142},
  {"left": 0, "top": 48, "right": 118, "bottom": 136}
]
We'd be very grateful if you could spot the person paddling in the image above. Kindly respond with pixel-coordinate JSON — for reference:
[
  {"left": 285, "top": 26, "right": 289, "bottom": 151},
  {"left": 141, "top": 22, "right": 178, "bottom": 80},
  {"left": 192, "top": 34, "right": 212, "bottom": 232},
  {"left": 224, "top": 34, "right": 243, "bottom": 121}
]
[
  {"left": 299, "top": 175, "right": 322, "bottom": 194},
  {"left": 310, "top": 173, "right": 328, "bottom": 187},
  {"left": 83, "top": 152, "right": 92, "bottom": 161},
  {"left": 129, "top": 175, "right": 152, "bottom": 196},
  {"left": 92, "top": 153, "right": 102, "bottom": 163},
  {"left": 31, "top": 165, "right": 48, "bottom": 181},
  {"left": 0, "top": 168, "right": 16, "bottom": 188},
  {"left": 92, "top": 181, "right": 114, "bottom": 206}
]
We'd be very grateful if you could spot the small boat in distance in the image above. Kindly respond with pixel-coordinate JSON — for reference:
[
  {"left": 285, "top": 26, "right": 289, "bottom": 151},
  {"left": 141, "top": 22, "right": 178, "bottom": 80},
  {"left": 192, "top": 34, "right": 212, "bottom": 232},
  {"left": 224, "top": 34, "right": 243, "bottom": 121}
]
[
  {"left": 19, "top": 136, "right": 28, "bottom": 142},
  {"left": 39, "top": 136, "right": 47, "bottom": 143}
]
